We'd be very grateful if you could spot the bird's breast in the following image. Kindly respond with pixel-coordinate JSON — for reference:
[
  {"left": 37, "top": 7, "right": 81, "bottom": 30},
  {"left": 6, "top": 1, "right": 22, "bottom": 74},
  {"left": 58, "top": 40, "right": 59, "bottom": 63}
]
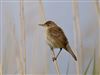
[
  {"left": 46, "top": 31, "right": 64, "bottom": 48},
  {"left": 46, "top": 35, "right": 57, "bottom": 48}
]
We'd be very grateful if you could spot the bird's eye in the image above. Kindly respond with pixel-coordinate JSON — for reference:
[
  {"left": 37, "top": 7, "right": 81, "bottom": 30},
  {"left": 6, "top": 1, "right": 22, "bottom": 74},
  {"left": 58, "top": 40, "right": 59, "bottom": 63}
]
[{"left": 47, "top": 24, "right": 50, "bottom": 26}]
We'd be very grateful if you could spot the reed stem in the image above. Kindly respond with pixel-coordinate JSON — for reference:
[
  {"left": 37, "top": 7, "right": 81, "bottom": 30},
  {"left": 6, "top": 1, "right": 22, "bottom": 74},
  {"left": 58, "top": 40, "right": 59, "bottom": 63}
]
[
  {"left": 51, "top": 49, "right": 60, "bottom": 75},
  {"left": 72, "top": 0, "right": 82, "bottom": 74},
  {"left": 94, "top": 0, "right": 100, "bottom": 74}
]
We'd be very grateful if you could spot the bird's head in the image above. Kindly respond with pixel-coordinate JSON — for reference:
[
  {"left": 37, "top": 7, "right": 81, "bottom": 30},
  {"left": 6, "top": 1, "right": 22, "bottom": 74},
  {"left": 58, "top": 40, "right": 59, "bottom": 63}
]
[{"left": 39, "top": 21, "right": 57, "bottom": 29}]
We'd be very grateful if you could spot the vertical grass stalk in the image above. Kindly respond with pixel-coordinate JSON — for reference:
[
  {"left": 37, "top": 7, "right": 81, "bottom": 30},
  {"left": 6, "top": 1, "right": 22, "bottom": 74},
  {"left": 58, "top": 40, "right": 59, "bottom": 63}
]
[
  {"left": 94, "top": 0, "right": 100, "bottom": 74},
  {"left": 39, "top": 0, "right": 46, "bottom": 22},
  {"left": 92, "top": 49, "right": 96, "bottom": 75},
  {"left": 0, "top": 64, "right": 2, "bottom": 75},
  {"left": 19, "top": 0, "right": 26, "bottom": 74},
  {"left": 39, "top": 0, "right": 49, "bottom": 75},
  {"left": 72, "top": 0, "right": 82, "bottom": 74}
]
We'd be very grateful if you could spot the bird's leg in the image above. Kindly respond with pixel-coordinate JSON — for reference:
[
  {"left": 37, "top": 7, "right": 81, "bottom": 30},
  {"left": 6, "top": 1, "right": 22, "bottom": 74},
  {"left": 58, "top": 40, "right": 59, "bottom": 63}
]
[
  {"left": 55, "top": 48, "right": 62, "bottom": 60},
  {"left": 51, "top": 48, "right": 62, "bottom": 61},
  {"left": 51, "top": 47, "right": 57, "bottom": 62}
]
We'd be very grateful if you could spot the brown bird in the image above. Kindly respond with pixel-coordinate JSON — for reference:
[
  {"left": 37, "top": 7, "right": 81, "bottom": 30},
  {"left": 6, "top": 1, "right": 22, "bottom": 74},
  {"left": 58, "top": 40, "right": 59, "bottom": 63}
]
[{"left": 39, "top": 21, "right": 77, "bottom": 61}]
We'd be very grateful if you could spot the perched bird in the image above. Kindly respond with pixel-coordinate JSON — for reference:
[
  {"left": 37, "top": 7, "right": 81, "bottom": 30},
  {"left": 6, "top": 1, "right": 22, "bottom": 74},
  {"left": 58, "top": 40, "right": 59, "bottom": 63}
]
[{"left": 39, "top": 21, "right": 77, "bottom": 61}]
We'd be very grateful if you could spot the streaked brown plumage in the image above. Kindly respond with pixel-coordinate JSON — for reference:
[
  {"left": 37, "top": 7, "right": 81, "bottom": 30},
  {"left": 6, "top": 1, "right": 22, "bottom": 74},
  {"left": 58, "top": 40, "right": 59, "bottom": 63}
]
[{"left": 39, "top": 21, "right": 77, "bottom": 61}]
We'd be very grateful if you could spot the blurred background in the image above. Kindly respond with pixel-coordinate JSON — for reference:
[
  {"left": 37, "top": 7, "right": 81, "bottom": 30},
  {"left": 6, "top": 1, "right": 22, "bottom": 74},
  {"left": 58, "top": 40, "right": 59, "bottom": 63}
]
[{"left": 0, "top": 0, "right": 100, "bottom": 75}]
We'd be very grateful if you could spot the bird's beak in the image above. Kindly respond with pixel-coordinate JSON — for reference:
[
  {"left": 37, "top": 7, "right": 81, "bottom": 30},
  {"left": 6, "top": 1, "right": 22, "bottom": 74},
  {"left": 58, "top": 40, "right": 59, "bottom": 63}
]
[{"left": 39, "top": 24, "right": 45, "bottom": 26}]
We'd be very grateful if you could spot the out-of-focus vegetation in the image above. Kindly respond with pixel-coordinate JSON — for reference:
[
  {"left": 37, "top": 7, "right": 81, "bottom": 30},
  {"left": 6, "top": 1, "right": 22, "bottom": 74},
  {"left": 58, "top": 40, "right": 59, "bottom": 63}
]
[{"left": 1, "top": 0, "right": 100, "bottom": 75}]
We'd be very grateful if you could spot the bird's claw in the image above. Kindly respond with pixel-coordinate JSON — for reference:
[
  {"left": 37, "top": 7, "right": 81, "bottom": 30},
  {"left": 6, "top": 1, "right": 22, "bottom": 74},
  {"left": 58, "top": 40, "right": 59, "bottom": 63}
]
[{"left": 52, "top": 57, "right": 57, "bottom": 62}]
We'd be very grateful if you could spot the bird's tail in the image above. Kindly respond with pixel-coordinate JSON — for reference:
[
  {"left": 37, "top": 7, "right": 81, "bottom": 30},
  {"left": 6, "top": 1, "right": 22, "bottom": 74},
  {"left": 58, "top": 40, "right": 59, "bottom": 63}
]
[{"left": 65, "top": 44, "right": 77, "bottom": 61}]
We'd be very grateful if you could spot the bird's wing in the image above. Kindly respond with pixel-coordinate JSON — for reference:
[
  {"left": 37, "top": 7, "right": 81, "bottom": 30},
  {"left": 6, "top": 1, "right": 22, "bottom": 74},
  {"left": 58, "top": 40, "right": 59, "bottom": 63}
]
[{"left": 48, "top": 26, "right": 69, "bottom": 45}]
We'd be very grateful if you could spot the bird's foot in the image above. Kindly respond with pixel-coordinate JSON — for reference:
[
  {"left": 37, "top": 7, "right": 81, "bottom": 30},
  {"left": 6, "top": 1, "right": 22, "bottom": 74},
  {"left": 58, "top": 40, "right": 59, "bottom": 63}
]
[{"left": 52, "top": 57, "right": 57, "bottom": 62}]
